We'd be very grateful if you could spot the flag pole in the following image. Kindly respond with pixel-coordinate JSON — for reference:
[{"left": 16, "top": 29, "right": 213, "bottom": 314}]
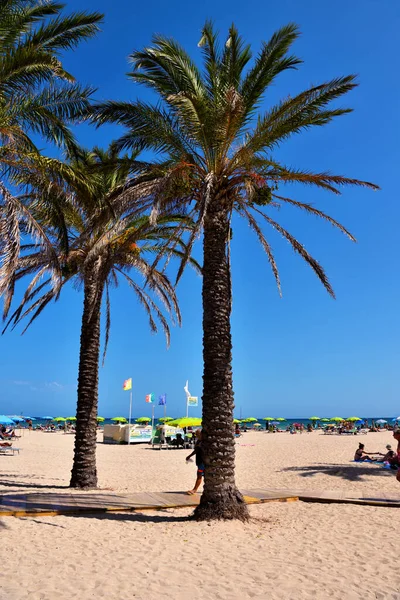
[
  {"left": 128, "top": 389, "right": 132, "bottom": 445},
  {"left": 151, "top": 403, "right": 155, "bottom": 433}
]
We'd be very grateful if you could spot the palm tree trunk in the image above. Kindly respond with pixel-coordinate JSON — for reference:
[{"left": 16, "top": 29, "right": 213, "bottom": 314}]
[
  {"left": 70, "top": 268, "right": 104, "bottom": 489},
  {"left": 194, "top": 197, "right": 249, "bottom": 521}
]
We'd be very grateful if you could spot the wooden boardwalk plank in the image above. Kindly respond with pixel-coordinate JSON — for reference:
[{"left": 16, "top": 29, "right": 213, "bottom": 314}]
[{"left": 0, "top": 488, "right": 400, "bottom": 518}]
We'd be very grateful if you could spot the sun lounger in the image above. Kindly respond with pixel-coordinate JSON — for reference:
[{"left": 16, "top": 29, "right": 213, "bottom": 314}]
[{"left": 0, "top": 445, "right": 20, "bottom": 455}]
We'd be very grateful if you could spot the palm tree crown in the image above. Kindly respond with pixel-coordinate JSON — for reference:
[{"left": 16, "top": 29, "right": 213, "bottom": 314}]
[
  {"left": 0, "top": 0, "right": 103, "bottom": 154},
  {"left": 1, "top": 147, "right": 197, "bottom": 344},
  {"left": 91, "top": 22, "right": 378, "bottom": 294}
]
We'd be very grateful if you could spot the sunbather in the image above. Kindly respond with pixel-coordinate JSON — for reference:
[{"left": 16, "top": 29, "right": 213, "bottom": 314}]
[
  {"left": 0, "top": 440, "right": 12, "bottom": 447},
  {"left": 381, "top": 444, "right": 396, "bottom": 462},
  {"left": 392, "top": 430, "right": 400, "bottom": 483},
  {"left": 354, "top": 443, "right": 380, "bottom": 462}
]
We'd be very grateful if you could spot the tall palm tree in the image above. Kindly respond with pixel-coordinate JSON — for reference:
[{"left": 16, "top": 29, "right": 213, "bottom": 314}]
[
  {"left": 0, "top": 147, "right": 199, "bottom": 488},
  {"left": 0, "top": 0, "right": 103, "bottom": 156},
  {"left": 90, "top": 23, "right": 378, "bottom": 520}
]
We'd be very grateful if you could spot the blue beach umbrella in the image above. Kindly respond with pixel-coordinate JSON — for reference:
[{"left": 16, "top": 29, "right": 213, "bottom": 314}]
[
  {"left": 0, "top": 415, "right": 15, "bottom": 425},
  {"left": 8, "top": 415, "right": 24, "bottom": 423},
  {"left": 39, "top": 416, "right": 54, "bottom": 420}
]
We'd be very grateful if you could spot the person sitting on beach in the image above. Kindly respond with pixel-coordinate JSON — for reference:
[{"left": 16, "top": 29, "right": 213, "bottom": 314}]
[
  {"left": 381, "top": 444, "right": 395, "bottom": 463},
  {"left": 354, "top": 443, "right": 380, "bottom": 462},
  {"left": 392, "top": 430, "right": 400, "bottom": 483},
  {"left": 0, "top": 427, "right": 15, "bottom": 439}
]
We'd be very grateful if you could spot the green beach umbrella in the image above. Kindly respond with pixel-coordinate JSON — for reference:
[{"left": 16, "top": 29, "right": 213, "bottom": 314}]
[
  {"left": 233, "top": 419, "right": 241, "bottom": 424},
  {"left": 347, "top": 417, "right": 362, "bottom": 422},
  {"left": 262, "top": 417, "right": 275, "bottom": 421},
  {"left": 331, "top": 417, "right": 344, "bottom": 422},
  {"left": 136, "top": 417, "right": 151, "bottom": 423},
  {"left": 97, "top": 417, "right": 105, "bottom": 422},
  {"left": 244, "top": 417, "right": 257, "bottom": 422},
  {"left": 167, "top": 417, "right": 202, "bottom": 428},
  {"left": 320, "top": 418, "right": 330, "bottom": 422},
  {"left": 53, "top": 417, "right": 66, "bottom": 422},
  {"left": 276, "top": 418, "right": 286, "bottom": 421},
  {"left": 111, "top": 417, "right": 128, "bottom": 423},
  {"left": 66, "top": 416, "right": 76, "bottom": 421},
  {"left": 158, "top": 417, "right": 173, "bottom": 423},
  {"left": 310, "top": 416, "right": 320, "bottom": 421}
]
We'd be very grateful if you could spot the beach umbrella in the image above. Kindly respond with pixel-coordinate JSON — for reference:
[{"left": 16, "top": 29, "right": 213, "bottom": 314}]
[
  {"left": 320, "top": 418, "right": 330, "bottom": 422},
  {"left": 347, "top": 417, "right": 362, "bottom": 422},
  {"left": 66, "top": 416, "right": 76, "bottom": 421},
  {"left": 136, "top": 417, "right": 151, "bottom": 423},
  {"left": 8, "top": 415, "right": 24, "bottom": 423},
  {"left": 158, "top": 417, "right": 173, "bottom": 423},
  {"left": 392, "top": 418, "right": 400, "bottom": 422},
  {"left": 271, "top": 421, "right": 280, "bottom": 425},
  {"left": 276, "top": 418, "right": 286, "bottom": 421},
  {"left": 167, "top": 417, "right": 202, "bottom": 428},
  {"left": 262, "top": 417, "right": 275, "bottom": 421},
  {"left": 53, "top": 417, "right": 66, "bottom": 422},
  {"left": 244, "top": 417, "right": 257, "bottom": 422},
  {"left": 253, "top": 423, "right": 262, "bottom": 428},
  {"left": 97, "top": 417, "right": 105, "bottom": 422},
  {"left": 330, "top": 417, "right": 344, "bottom": 422},
  {"left": 309, "top": 417, "right": 320, "bottom": 421},
  {"left": 376, "top": 419, "right": 387, "bottom": 424},
  {"left": 233, "top": 419, "right": 241, "bottom": 424},
  {"left": 40, "top": 416, "right": 54, "bottom": 420},
  {"left": 111, "top": 417, "right": 128, "bottom": 423},
  {"left": 0, "top": 415, "right": 15, "bottom": 425}
]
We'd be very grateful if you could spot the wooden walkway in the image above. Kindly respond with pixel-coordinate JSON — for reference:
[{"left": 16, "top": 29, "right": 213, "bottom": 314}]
[{"left": 1, "top": 488, "right": 400, "bottom": 518}]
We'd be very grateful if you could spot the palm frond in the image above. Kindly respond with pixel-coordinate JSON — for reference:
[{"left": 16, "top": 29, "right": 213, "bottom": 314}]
[
  {"left": 271, "top": 194, "right": 356, "bottom": 240},
  {"left": 261, "top": 213, "right": 335, "bottom": 297},
  {"left": 238, "top": 201, "right": 281, "bottom": 294},
  {"left": 240, "top": 23, "right": 301, "bottom": 114}
]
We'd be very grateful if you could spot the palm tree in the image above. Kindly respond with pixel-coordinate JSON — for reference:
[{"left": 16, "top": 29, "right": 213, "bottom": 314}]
[
  {"left": 90, "top": 23, "right": 378, "bottom": 520},
  {"left": 0, "top": 0, "right": 103, "bottom": 156},
  {"left": 0, "top": 147, "right": 199, "bottom": 488}
]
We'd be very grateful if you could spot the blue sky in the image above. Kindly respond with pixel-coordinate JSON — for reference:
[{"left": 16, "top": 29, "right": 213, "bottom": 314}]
[{"left": 1, "top": 0, "right": 399, "bottom": 419}]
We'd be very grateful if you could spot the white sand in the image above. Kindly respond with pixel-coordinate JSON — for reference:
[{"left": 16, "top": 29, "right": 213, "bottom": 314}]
[{"left": 1, "top": 430, "right": 399, "bottom": 599}]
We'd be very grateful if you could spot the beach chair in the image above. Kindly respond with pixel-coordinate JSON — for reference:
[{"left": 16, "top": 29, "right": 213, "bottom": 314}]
[{"left": 0, "top": 445, "right": 20, "bottom": 455}]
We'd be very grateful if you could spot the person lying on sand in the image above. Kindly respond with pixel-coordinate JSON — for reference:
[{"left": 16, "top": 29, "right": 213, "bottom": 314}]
[
  {"left": 354, "top": 443, "right": 380, "bottom": 462},
  {"left": 186, "top": 429, "right": 204, "bottom": 495}
]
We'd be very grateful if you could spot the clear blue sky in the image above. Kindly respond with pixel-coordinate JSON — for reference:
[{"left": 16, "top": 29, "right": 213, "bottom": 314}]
[{"left": 1, "top": 0, "right": 399, "bottom": 419}]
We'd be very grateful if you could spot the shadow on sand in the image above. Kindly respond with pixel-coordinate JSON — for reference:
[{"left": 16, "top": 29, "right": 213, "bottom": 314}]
[{"left": 281, "top": 463, "right": 396, "bottom": 482}]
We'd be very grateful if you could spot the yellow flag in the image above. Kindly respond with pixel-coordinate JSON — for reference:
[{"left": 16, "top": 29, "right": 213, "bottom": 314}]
[{"left": 123, "top": 378, "right": 132, "bottom": 391}]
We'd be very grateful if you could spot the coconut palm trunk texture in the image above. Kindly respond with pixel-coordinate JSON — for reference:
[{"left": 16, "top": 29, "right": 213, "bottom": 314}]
[
  {"left": 194, "top": 199, "right": 249, "bottom": 521},
  {"left": 70, "top": 270, "right": 105, "bottom": 488}
]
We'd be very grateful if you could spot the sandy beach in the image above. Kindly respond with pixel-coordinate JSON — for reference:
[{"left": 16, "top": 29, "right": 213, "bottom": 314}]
[{"left": 1, "top": 429, "right": 399, "bottom": 600}]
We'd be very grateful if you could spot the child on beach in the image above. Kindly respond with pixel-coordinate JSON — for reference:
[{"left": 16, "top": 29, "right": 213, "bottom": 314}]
[{"left": 186, "top": 429, "right": 204, "bottom": 495}]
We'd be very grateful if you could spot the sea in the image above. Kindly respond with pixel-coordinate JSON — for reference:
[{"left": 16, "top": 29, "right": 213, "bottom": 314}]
[{"left": 15, "top": 416, "right": 397, "bottom": 429}]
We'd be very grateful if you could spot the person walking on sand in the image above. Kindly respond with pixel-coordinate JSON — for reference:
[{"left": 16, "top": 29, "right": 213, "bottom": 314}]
[
  {"left": 186, "top": 429, "right": 204, "bottom": 495},
  {"left": 393, "top": 430, "right": 400, "bottom": 482}
]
